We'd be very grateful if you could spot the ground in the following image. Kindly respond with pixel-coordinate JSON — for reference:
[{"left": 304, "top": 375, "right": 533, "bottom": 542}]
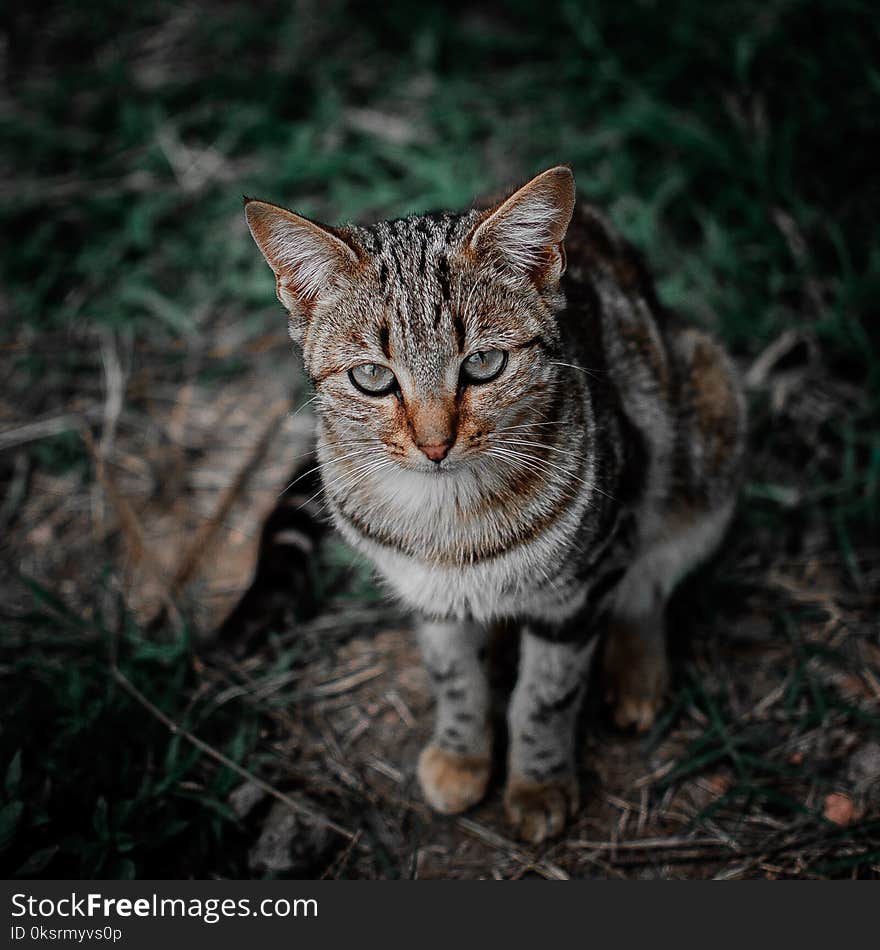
[{"left": 1, "top": 0, "right": 878, "bottom": 879}]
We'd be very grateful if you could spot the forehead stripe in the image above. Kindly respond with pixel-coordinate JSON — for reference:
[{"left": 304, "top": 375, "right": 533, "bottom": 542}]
[
  {"left": 378, "top": 321, "right": 391, "bottom": 359},
  {"left": 453, "top": 312, "right": 466, "bottom": 353},
  {"left": 436, "top": 253, "right": 451, "bottom": 303}
]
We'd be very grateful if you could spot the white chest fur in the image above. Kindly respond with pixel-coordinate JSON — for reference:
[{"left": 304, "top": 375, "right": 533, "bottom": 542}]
[{"left": 328, "top": 468, "right": 589, "bottom": 623}]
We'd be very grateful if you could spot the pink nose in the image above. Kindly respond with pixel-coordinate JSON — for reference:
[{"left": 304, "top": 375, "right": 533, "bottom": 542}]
[{"left": 418, "top": 440, "right": 452, "bottom": 462}]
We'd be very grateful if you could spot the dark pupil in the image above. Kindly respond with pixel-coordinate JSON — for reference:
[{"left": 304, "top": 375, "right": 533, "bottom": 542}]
[
  {"left": 473, "top": 353, "right": 487, "bottom": 366},
  {"left": 365, "top": 364, "right": 377, "bottom": 376}
]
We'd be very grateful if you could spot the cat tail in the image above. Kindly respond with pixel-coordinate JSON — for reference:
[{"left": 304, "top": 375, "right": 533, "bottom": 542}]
[{"left": 215, "top": 461, "right": 330, "bottom": 656}]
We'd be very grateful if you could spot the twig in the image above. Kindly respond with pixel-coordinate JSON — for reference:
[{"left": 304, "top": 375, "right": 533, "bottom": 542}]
[
  {"left": 309, "top": 663, "right": 386, "bottom": 698},
  {"left": 0, "top": 407, "right": 102, "bottom": 451},
  {"left": 98, "top": 327, "right": 127, "bottom": 459},
  {"left": 112, "top": 663, "right": 355, "bottom": 841},
  {"left": 631, "top": 759, "right": 677, "bottom": 789},
  {"left": 320, "top": 830, "right": 364, "bottom": 880},
  {"left": 93, "top": 328, "right": 129, "bottom": 538},
  {"left": 456, "top": 817, "right": 570, "bottom": 880},
  {"left": 364, "top": 757, "right": 404, "bottom": 784},
  {"left": 385, "top": 689, "right": 416, "bottom": 729},
  {"left": 862, "top": 668, "right": 880, "bottom": 703},
  {"left": 566, "top": 835, "right": 725, "bottom": 852}
]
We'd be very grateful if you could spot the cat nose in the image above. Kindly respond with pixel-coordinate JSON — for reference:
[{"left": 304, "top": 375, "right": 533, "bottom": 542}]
[{"left": 417, "top": 439, "right": 452, "bottom": 463}]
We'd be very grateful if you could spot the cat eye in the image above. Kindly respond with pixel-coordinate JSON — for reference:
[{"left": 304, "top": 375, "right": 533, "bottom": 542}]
[
  {"left": 461, "top": 349, "right": 508, "bottom": 384},
  {"left": 348, "top": 363, "right": 398, "bottom": 396}
]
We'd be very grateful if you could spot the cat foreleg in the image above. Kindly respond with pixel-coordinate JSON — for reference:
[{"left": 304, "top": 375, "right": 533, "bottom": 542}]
[
  {"left": 416, "top": 618, "right": 491, "bottom": 815},
  {"left": 505, "top": 629, "right": 597, "bottom": 843}
]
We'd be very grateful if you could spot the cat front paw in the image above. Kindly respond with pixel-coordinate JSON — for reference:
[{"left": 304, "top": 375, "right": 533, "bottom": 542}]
[
  {"left": 503, "top": 774, "right": 579, "bottom": 844},
  {"left": 417, "top": 743, "right": 491, "bottom": 815}
]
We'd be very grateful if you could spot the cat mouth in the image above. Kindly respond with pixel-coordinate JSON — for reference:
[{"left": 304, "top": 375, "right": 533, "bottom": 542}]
[
  {"left": 417, "top": 458, "right": 455, "bottom": 474},
  {"left": 399, "top": 453, "right": 459, "bottom": 475}
]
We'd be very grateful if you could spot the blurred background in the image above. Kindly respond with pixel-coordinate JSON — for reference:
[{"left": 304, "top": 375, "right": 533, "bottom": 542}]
[{"left": 1, "top": 0, "right": 878, "bottom": 879}]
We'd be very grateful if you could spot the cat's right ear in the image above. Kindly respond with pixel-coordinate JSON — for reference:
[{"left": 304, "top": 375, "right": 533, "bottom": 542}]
[{"left": 244, "top": 199, "right": 359, "bottom": 343}]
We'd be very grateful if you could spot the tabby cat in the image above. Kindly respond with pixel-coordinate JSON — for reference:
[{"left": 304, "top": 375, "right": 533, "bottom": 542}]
[{"left": 244, "top": 167, "right": 745, "bottom": 843}]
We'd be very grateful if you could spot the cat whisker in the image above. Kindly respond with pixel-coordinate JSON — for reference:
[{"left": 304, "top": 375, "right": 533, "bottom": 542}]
[
  {"left": 283, "top": 447, "right": 318, "bottom": 464},
  {"left": 324, "top": 438, "right": 381, "bottom": 450},
  {"left": 278, "top": 446, "right": 385, "bottom": 498},
  {"left": 486, "top": 446, "right": 567, "bottom": 480},
  {"left": 493, "top": 437, "right": 589, "bottom": 463},
  {"left": 291, "top": 394, "right": 320, "bottom": 416},
  {"left": 494, "top": 420, "right": 569, "bottom": 432},
  {"left": 298, "top": 455, "right": 394, "bottom": 510},
  {"left": 549, "top": 361, "right": 603, "bottom": 380},
  {"left": 485, "top": 446, "right": 576, "bottom": 490},
  {"left": 329, "top": 458, "right": 397, "bottom": 504},
  {"left": 493, "top": 438, "right": 615, "bottom": 501},
  {"left": 490, "top": 441, "right": 585, "bottom": 474},
  {"left": 281, "top": 437, "right": 375, "bottom": 467},
  {"left": 484, "top": 449, "right": 582, "bottom": 505},
  {"left": 487, "top": 444, "right": 611, "bottom": 501}
]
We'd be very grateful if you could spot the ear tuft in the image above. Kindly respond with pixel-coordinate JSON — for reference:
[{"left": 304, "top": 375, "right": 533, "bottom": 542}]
[
  {"left": 244, "top": 200, "right": 358, "bottom": 312},
  {"left": 469, "top": 166, "right": 575, "bottom": 285}
]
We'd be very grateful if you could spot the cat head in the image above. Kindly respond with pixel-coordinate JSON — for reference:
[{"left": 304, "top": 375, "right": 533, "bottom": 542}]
[{"left": 245, "top": 166, "right": 575, "bottom": 475}]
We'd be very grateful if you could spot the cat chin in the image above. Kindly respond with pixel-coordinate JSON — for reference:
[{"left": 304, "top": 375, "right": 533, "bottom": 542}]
[
  {"left": 369, "top": 459, "right": 486, "bottom": 511},
  {"left": 385, "top": 454, "right": 474, "bottom": 479},
  {"left": 394, "top": 459, "right": 457, "bottom": 475}
]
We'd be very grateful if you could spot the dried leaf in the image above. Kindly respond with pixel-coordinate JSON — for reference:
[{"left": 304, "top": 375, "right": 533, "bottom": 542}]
[{"left": 823, "top": 792, "right": 854, "bottom": 826}]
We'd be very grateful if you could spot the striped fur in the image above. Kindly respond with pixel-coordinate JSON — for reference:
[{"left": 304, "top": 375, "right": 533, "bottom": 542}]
[{"left": 245, "top": 167, "right": 746, "bottom": 841}]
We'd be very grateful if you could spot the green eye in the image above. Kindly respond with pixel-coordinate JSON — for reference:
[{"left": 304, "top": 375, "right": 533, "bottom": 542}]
[
  {"left": 348, "top": 363, "right": 397, "bottom": 395},
  {"left": 461, "top": 349, "right": 508, "bottom": 384}
]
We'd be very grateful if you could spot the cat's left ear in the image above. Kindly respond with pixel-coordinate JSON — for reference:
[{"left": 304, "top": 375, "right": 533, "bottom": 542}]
[
  {"left": 468, "top": 166, "right": 575, "bottom": 289},
  {"left": 244, "top": 199, "right": 360, "bottom": 342}
]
